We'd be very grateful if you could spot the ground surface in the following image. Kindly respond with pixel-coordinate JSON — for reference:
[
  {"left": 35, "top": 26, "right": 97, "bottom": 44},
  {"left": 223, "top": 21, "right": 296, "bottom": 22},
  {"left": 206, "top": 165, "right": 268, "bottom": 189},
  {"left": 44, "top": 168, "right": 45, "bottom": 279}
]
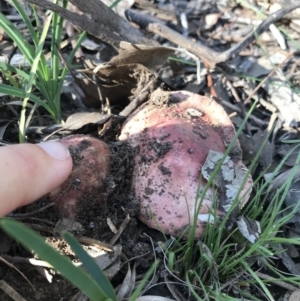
[{"left": 1, "top": 0, "right": 300, "bottom": 300}]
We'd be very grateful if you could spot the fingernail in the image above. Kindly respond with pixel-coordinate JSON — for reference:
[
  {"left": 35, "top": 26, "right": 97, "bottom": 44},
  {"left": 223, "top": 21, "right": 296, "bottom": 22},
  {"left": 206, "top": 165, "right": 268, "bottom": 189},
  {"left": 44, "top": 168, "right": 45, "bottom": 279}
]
[{"left": 37, "top": 141, "right": 70, "bottom": 161}]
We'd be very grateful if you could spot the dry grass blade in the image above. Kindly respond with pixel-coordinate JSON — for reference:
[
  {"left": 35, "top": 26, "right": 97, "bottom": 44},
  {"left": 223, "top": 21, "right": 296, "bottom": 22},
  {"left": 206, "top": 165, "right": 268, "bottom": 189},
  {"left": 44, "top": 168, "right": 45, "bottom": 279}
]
[
  {"left": 0, "top": 280, "right": 28, "bottom": 301},
  {"left": 117, "top": 262, "right": 135, "bottom": 299},
  {"left": 256, "top": 272, "right": 299, "bottom": 292},
  {"left": 0, "top": 256, "right": 35, "bottom": 291}
]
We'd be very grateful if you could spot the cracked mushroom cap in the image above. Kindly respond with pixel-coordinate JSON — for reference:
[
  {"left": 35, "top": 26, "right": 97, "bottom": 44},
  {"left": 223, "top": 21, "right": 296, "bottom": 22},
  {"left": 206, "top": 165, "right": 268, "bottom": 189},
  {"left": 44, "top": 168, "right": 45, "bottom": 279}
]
[
  {"left": 119, "top": 90, "right": 252, "bottom": 237},
  {"left": 48, "top": 135, "right": 111, "bottom": 219}
]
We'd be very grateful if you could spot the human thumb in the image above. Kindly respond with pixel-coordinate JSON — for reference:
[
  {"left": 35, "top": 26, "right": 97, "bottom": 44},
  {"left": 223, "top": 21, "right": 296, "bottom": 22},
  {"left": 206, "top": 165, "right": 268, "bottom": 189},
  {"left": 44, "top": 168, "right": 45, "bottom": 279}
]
[{"left": 0, "top": 141, "right": 72, "bottom": 216}]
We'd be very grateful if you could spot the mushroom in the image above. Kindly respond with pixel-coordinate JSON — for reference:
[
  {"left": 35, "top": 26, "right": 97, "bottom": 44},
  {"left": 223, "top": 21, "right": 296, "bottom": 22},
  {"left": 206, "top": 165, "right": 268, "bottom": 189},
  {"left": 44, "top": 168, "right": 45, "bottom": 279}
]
[
  {"left": 119, "top": 89, "right": 252, "bottom": 237},
  {"left": 48, "top": 135, "right": 111, "bottom": 219}
]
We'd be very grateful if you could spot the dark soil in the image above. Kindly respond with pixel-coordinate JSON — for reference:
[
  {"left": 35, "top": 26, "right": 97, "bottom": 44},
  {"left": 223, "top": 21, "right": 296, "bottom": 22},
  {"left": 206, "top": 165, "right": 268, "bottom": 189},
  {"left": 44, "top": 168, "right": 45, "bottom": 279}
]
[
  {"left": 0, "top": 138, "right": 160, "bottom": 300},
  {"left": 1, "top": 0, "right": 300, "bottom": 300}
]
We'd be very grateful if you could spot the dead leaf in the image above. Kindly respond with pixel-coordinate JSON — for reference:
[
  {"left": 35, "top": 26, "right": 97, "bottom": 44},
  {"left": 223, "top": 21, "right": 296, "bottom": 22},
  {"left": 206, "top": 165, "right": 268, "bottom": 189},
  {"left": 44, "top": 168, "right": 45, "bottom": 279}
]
[
  {"left": 94, "top": 63, "right": 153, "bottom": 85},
  {"left": 100, "top": 42, "right": 175, "bottom": 72},
  {"left": 264, "top": 80, "right": 300, "bottom": 127},
  {"left": 202, "top": 150, "right": 250, "bottom": 212},
  {"left": 117, "top": 262, "right": 136, "bottom": 299},
  {"left": 273, "top": 244, "right": 300, "bottom": 276},
  {"left": 79, "top": 245, "right": 122, "bottom": 279},
  {"left": 237, "top": 216, "right": 261, "bottom": 244},
  {"left": 64, "top": 112, "right": 110, "bottom": 130},
  {"left": 74, "top": 77, "right": 132, "bottom": 108}
]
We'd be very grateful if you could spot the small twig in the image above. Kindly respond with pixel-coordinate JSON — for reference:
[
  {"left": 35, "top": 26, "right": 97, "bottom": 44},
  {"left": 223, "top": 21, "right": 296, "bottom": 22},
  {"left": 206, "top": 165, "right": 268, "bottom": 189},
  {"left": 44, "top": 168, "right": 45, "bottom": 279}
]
[
  {"left": 109, "top": 214, "right": 131, "bottom": 245},
  {"left": 7, "top": 203, "right": 54, "bottom": 218},
  {"left": 176, "top": 48, "right": 202, "bottom": 84},
  {"left": 256, "top": 271, "right": 299, "bottom": 292},
  {"left": 226, "top": 79, "right": 251, "bottom": 135},
  {"left": 244, "top": 53, "right": 293, "bottom": 104},
  {"left": 119, "top": 76, "right": 158, "bottom": 117},
  {"left": 0, "top": 257, "right": 35, "bottom": 291},
  {"left": 221, "top": 99, "right": 268, "bottom": 127},
  {"left": 125, "top": 3, "right": 300, "bottom": 66},
  {"left": 23, "top": 223, "right": 54, "bottom": 234},
  {"left": 78, "top": 236, "right": 114, "bottom": 252},
  {"left": 203, "top": 60, "right": 218, "bottom": 97}
]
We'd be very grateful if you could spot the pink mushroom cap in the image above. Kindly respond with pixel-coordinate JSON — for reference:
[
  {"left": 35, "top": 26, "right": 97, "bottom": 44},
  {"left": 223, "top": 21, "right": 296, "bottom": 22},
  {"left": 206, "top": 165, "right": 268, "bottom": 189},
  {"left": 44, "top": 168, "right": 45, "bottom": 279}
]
[
  {"left": 119, "top": 90, "right": 252, "bottom": 237},
  {"left": 48, "top": 135, "right": 111, "bottom": 219}
]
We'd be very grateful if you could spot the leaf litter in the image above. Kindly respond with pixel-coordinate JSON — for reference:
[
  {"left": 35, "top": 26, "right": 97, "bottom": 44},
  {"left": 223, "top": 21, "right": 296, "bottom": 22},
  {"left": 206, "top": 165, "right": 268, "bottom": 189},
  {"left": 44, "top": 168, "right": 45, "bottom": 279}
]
[{"left": 1, "top": 0, "right": 300, "bottom": 300}]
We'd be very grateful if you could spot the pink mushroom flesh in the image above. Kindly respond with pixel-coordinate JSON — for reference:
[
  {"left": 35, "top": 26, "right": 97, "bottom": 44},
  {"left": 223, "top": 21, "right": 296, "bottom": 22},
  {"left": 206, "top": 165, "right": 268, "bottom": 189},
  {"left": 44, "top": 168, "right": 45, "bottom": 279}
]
[
  {"left": 119, "top": 90, "right": 252, "bottom": 237},
  {"left": 48, "top": 135, "right": 111, "bottom": 219}
]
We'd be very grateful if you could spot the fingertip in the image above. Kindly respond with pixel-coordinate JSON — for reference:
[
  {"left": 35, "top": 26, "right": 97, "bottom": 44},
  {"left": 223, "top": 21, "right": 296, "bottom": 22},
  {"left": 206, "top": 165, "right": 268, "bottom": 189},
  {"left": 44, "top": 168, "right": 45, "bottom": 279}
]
[
  {"left": 37, "top": 141, "right": 71, "bottom": 161},
  {"left": 0, "top": 142, "right": 73, "bottom": 216}
]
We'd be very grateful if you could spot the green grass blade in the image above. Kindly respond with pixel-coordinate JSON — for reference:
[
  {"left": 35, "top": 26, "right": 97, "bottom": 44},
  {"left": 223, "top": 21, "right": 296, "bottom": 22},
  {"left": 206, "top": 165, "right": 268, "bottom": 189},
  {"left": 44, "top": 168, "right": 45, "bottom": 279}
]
[
  {"left": 10, "top": 0, "right": 38, "bottom": 47},
  {"left": 0, "top": 62, "right": 46, "bottom": 94},
  {"left": 0, "top": 219, "right": 111, "bottom": 301},
  {"left": 0, "top": 62, "right": 31, "bottom": 82},
  {"left": 0, "top": 13, "right": 34, "bottom": 63},
  {"left": 0, "top": 84, "right": 51, "bottom": 111},
  {"left": 63, "top": 232, "right": 117, "bottom": 301},
  {"left": 241, "top": 261, "right": 274, "bottom": 301},
  {"left": 51, "top": 0, "right": 66, "bottom": 98},
  {"left": 55, "top": 30, "right": 87, "bottom": 111},
  {"left": 19, "top": 13, "right": 54, "bottom": 142},
  {"left": 109, "top": 0, "right": 123, "bottom": 8}
]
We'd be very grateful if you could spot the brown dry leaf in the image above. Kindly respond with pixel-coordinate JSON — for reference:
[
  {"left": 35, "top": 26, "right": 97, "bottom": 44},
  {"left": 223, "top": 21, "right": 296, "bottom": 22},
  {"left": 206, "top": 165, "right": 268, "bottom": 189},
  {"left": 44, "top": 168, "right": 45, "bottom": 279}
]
[
  {"left": 101, "top": 42, "right": 175, "bottom": 72},
  {"left": 97, "top": 63, "right": 161, "bottom": 115},
  {"left": 94, "top": 63, "right": 153, "bottom": 85},
  {"left": 63, "top": 112, "right": 110, "bottom": 130},
  {"left": 77, "top": 43, "right": 173, "bottom": 109},
  {"left": 74, "top": 77, "right": 132, "bottom": 108}
]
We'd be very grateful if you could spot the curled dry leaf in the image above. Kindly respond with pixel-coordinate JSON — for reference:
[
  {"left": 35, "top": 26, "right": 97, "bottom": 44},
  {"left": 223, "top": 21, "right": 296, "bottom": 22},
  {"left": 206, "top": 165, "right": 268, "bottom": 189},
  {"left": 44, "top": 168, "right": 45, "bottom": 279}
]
[
  {"left": 63, "top": 112, "right": 110, "bottom": 130},
  {"left": 48, "top": 135, "right": 111, "bottom": 219},
  {"left": 98, "top": 42, "right": 175, "bottom": 73},
  {"left": 119, "top": 89, "right": 252, "bottom": 237}
]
